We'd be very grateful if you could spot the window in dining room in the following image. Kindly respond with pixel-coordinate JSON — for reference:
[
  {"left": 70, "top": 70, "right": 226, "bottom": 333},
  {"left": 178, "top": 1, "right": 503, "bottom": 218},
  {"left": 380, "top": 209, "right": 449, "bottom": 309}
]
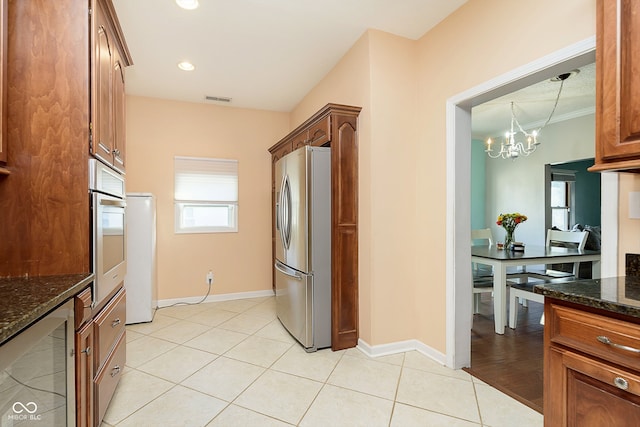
[{"left": 548, "top": 168, "right": 575, "bottom": 230}]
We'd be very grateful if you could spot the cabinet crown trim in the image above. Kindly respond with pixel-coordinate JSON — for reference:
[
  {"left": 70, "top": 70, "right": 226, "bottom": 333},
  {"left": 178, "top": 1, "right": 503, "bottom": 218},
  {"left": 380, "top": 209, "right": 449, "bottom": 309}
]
[{"left": 268, "top": 103, "right": 361, "bottom": 154}]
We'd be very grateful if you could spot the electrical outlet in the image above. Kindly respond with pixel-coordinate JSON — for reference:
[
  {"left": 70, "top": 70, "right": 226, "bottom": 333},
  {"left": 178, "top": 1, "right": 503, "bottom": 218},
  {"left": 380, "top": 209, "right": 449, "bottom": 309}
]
[{"left": 206, "top": 270, "right": 214, "bottom": 285}]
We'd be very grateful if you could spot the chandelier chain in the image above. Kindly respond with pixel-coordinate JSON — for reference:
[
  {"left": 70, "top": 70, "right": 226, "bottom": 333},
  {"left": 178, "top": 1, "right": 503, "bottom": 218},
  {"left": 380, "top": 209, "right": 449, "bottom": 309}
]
[{"left": 511, "top": 79, "right": 566, "bottom": 136}]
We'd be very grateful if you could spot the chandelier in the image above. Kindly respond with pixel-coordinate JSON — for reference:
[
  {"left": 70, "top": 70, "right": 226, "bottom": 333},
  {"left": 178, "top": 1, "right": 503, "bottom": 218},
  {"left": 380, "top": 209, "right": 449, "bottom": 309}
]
[{"left": 485, "top": 72, "right": 573, "bottom": 160}]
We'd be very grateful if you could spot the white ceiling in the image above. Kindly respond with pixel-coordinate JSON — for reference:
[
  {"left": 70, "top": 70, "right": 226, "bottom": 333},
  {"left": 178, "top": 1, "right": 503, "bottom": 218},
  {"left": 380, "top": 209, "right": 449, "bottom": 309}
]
[
  {"left": 472, "top": 62, "right": 595, "bottom": 139},
  {"left": 112, "top": 0, "right": 468, "bottom": 112},
  {"left": 112, "top": 0, "right": 595, "bottom": 133}
]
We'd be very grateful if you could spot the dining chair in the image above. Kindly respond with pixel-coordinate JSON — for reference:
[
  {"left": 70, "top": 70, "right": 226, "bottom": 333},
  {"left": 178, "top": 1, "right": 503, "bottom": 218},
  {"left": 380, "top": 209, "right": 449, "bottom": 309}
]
[
  {"left": 508, "top": 229, "right": 589, "bottom": 329},
  {"left": 527, "top": 229, "right": 589, "bottom": 279},
  {"left": 471, "top": 228, "right": 494, "bottom": 314}
]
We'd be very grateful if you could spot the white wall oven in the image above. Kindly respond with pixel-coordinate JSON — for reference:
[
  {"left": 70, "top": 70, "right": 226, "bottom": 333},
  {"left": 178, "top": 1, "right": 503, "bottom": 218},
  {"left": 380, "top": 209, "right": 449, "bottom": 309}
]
[
  {"left": 0, "top": 301, "right": 75, "bottom": 426},
  {"left": 89, "top": 159, "right": 126, "bottom": 307}
]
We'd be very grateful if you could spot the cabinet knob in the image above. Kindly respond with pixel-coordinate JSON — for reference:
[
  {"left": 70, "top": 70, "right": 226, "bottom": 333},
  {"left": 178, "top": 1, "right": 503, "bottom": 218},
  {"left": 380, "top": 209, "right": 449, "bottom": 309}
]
[
  {"left": 81, "top": 347, "right": 91, "bottom": 355},
  {"left": 113, "top": 149, "right": 121, "bottom": 157},
  {"left": 614, "top": 377, "right": 629, "bottom": 391},
  {"left": 111, "top": 365, "right": 121, "bottom": 377},
  {"left": 111, "top": 318, "right": 121, "bottom": 328}
]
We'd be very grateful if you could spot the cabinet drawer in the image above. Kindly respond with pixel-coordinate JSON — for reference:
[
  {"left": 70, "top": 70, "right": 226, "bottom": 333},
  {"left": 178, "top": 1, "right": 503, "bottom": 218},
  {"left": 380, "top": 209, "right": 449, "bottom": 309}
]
[
  {"left": 561, "top": 348, "right": 640, "bottom": 400},
  {"left": 94, "top": 331, "right": 125, "bottom": 425},
  {"left": 94, "top": 288, "right": 126, "bottom": 369},
  {"left": 549, "top": 303, "right": 640, "bottom": 371},
  {"left": 74, "top": 286, "right": 93, "bottom": 329},
  {"left": 308, "top": 116, "right": 330, "bottom": 146}
]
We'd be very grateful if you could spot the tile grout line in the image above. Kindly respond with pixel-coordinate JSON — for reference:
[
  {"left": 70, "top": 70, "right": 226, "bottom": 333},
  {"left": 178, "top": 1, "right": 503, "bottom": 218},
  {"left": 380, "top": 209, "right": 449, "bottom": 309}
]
[
  {"left": 387, "top": 352, "right": 406, "bottom": 427},
  {"left": 293, "top": 343, "right": 349, "bottom": 426},
  {"left": 111, "top": 298, "right": 536, "bottom": 426},
  {"left": 471, "top": 378, "right": 485, "bottom": 426}
]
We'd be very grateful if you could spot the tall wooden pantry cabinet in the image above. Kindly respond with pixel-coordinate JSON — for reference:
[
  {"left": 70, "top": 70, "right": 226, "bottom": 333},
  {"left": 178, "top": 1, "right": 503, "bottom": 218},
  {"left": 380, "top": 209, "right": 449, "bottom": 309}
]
[{"left": 2, "top": 1, "right": 132, "bottom": 425}]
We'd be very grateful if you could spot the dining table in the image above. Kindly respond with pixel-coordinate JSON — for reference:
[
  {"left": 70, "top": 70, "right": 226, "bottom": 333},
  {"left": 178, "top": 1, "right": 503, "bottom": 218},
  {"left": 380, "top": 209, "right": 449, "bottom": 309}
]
[{"left": 471, "top": 244, "right": 601, "bottom": 334}]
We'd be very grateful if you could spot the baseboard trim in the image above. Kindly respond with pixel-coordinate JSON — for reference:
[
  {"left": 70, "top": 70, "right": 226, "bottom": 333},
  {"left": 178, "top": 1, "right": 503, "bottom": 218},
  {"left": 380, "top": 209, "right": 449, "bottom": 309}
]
[
  {"left": 157, "top": 289, "right": 275, "bottom": 308},
  {"left": 357, "top": 338, "right": 446, "bottom": 365}
]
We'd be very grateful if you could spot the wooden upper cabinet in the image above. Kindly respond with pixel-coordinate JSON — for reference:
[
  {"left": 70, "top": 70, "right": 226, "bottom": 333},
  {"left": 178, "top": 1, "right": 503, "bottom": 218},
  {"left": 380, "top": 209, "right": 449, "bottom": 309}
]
[
  {"left": 289, "top": 116, "right": 331, "bottom": 150},
  {"left": 591, "top": 0, "right": 640, "bottom": 172},
  {"left": 112, "top": 53, "right": 126, "bottom": 170},
  {"left": 92, "top": 4, "right": 114, "bottom": 165},
  {"left": 291, "top": 130, "right": 308, "bottom": 150},
  {"left": 91, "top": 0, "right": 131, "bottom": 173},
  {"left": 270, "top": 139, "right": 293, "bottom": 166},
  {"left": 0, "top": 0, "right": 7, "bottom": 167},
  {"left": 308, "top": 116, "right": 330, "bottom": 147}
]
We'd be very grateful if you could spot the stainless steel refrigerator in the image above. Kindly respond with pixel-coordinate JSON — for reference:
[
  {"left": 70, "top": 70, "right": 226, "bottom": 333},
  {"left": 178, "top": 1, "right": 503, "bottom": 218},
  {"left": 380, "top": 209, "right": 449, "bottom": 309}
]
[
  {"left": 124, "top": 193, "right": 158, "bottom": 324},
  {"left": 274, "top": 145, "right": 331, "bottom": 352}
]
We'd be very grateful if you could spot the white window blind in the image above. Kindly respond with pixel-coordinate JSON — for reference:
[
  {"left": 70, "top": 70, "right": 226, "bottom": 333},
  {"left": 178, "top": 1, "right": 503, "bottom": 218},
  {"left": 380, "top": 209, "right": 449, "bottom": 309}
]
[{"left": 174, "top": 156, "right": 238, "bottom": 233}]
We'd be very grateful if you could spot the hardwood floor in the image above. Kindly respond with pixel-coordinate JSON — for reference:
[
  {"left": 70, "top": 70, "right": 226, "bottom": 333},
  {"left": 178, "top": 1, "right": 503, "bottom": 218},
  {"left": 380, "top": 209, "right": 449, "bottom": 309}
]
[{"left": 463, "top": 291, "right": 544, "bottom": 414}]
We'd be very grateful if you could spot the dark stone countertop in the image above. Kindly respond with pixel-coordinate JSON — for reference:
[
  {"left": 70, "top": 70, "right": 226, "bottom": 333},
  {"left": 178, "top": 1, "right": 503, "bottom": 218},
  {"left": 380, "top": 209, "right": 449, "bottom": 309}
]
[
  {"left": 0, "top": 273, "right": 94, "bottom": 345},
  {"left": 534, "top": 276, "right": 640, "bottom": 320}
]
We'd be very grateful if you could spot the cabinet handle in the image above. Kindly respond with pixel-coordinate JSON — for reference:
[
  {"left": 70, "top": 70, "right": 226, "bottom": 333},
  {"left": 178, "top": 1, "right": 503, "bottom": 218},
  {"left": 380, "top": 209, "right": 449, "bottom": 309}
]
[
  {"left": 596, "top": 336, "right": 640, "bottom": 354},
  {"left": 111, "top": 318, "right": 121, "bottom": 328},
  {"left": 614, "top": 377, "right": 629, "bottom": 391},
  {"left": 110, "top": 365, "right": 121, "bottom": 377},
  {"left": 81, "top": 347, "right": 92, "bottom": 355}
]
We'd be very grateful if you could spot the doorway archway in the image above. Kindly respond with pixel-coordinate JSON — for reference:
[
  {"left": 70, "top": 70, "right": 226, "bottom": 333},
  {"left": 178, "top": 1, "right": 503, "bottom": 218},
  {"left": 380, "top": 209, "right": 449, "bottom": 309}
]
[{"left": 445, "top": 37, "right": 603, "bottom": 369}]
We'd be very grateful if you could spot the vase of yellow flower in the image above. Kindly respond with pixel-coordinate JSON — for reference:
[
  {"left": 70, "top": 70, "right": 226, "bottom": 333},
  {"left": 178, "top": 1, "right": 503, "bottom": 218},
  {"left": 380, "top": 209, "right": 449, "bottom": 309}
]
[{"left": 496, "top": 212, "right": 528, "bottom": 250}]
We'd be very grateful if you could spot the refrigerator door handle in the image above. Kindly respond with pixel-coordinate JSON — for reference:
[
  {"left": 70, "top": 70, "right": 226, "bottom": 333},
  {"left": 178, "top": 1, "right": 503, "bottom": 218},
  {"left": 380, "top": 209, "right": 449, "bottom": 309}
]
[
  {"left": 277, "top": 175, "right": 285, "bottom": 245},
  {"left": 282, "top": 174, "right": 292, "bottom": 250},
  {"left": 275, "top": 261, "right": 303, "bottom": 281}
]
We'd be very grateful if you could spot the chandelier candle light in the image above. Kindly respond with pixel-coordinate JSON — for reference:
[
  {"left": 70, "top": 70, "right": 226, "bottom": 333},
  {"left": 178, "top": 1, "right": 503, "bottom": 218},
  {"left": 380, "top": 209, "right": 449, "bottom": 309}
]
[
  {"left": 485, "top": 71, "right": 575, "bottom": 160},
  {"left": 496, "top": 212, "right": 528, "bottom": 250}
]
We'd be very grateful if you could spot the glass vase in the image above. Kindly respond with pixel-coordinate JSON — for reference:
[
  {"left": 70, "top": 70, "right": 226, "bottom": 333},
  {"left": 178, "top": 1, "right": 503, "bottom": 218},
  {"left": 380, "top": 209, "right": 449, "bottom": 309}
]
[{"left": 504, "top": 229, "right": 514, "bottom": 250}]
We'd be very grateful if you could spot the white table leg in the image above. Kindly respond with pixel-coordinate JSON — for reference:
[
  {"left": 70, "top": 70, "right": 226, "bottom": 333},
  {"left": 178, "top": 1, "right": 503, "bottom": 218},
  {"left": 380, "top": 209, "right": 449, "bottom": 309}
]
[
  {"left": 493, "top": 263, "right": 507, "bottom": 334},
  {"left": 592, "top": 258, "right": 601, "bottom": 279}
]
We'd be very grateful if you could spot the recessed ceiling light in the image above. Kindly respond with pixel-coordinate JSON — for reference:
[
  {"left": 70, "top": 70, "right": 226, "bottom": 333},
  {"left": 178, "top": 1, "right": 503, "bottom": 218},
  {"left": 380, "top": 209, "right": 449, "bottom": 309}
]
[
  {"left": 178, "top": 61, "right": 195, "bottom": 71},
  {"left": 176, "top": 0, "right": 199, "bottom": 10}
]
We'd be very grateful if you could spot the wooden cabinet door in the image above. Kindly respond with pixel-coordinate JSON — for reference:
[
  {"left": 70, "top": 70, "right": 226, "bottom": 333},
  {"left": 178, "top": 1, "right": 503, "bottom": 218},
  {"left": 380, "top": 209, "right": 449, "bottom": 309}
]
[
  {"left": 92, "top": 1, "right": 114, "bottom": 165},
  {"left": 546, "top": 347, "right": 640, "bottom": 427},
  {"left": 0, "top": 0, "right": 6, "bottom": 165},
  {"left": 75, "top": 322, "right": 94, "bottom": 427},
  {"left": 291, "top": 130, "right": 308, "bottom": 150},
  {"left": 594, "top": 0, "right": 640, "bottom": 169},
  {"left": 308, "top": 116, "right": 330, "bottom": 147},
  {"left": 112, "top": 53, "right": 126, "bottom": 172}
]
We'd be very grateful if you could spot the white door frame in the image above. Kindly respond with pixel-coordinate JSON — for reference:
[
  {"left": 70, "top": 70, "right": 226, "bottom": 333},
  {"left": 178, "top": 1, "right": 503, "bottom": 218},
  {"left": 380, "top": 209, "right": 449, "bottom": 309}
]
[{"left": 444, "top": 36, "right": 617, "bottom": 369}]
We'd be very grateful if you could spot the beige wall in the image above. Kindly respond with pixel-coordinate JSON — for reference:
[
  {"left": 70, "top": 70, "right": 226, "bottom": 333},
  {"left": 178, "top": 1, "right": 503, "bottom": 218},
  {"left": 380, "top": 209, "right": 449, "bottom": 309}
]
[
  {"left": 125, "top": 0, "right": 614, "bottom": 355},
  {"left": 413, "top": 0, "right": 594, "bottom": 352},
  {"left": 618, "top": 174, "right": 640, "bottom": 273},
  {"left": 125, "top": 96, "right": 289, "bottom": 300},
  {"left": 291, "top": 33, "right": 375, "bottom": 340},
  {"left": 292, "top": 0, "right": 597, "bottom": 352},
  {"left": 291, "top": 31, "right": 421, "bottom": 345}
]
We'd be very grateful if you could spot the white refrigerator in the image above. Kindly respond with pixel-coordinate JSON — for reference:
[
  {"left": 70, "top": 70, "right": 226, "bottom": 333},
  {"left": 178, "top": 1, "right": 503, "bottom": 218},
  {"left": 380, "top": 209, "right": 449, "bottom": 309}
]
[{"left": 124, "top": 193, "right": 157, "bottom": 324}]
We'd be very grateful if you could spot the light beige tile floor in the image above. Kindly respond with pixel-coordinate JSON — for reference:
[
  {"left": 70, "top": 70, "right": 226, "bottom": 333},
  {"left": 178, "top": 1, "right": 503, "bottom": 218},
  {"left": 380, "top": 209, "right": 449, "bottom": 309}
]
[{"left": 101, "top": 296, "right": 543, "bottom": 427}]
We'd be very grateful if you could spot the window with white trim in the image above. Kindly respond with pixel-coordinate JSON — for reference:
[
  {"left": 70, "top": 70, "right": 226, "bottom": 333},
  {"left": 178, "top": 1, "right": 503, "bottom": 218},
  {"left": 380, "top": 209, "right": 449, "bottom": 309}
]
[
  {"left": 174, "top": 156, "right": 238, "bottom": 233},
  {"left": 549, "top": 169, "right": 575, "bottom": 231}
]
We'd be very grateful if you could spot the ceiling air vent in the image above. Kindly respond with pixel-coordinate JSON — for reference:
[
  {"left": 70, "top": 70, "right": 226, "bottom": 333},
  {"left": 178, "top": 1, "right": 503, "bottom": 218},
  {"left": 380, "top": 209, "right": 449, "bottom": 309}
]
[{"left": 205, "top": 95, "right": 232, "bottom": 103}]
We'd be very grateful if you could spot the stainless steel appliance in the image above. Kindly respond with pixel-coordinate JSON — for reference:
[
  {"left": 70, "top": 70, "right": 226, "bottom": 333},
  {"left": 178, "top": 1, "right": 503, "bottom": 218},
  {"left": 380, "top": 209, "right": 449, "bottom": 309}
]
[
  {"left": 89, "top": 159, "right": 127, "bottom": 307},
  {"left": 124, "top": 193, "right": 157, "bottom": 324},
  {"left": 274, "top": 145, "right": 331, "bottom": 352},
  {"left": 0, "top": 301, "right": 75, "bottom": 426}
]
